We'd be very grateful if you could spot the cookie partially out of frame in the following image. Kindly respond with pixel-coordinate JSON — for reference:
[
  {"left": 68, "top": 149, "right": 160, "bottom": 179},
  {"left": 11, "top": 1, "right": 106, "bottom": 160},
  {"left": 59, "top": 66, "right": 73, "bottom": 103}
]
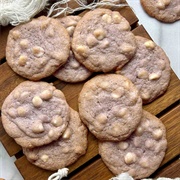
[
  {"left": 140, "top": 0, "right": 180, "bottom": 23},
  {"left": 54, "top": 16, "right": 92, "bottom": 83},
  {"left": 23, "top": 108, "right": 88, "bottom": 171},
  {"left": 6, "top": 16, "right": 70, "bottom": 80},
  {"left": 99, "top": 110, "right": 167, "bottom": 179},
  {"left": 1, "top": 81, "right": 70, "bottom": 148},
  {"left": 78, "top": 74, "right": 142, "bottom": 141},
  {"left": 72, "top": 8, "right": 137, "bottom": 72},
  {"left": 118, "top": 36, "right": 171, "bottom": 104}
]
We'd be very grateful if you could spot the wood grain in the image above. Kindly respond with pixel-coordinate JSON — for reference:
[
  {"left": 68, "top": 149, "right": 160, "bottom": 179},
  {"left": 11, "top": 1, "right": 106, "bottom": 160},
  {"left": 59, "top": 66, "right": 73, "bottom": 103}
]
[
  {"left": 0, "top": 25, "right": 12, "bottom": 60},
  {"left": 154, "top": 159, "right": 180, "bottom": 178},
  {"left": 0, "top": 1, "right": 179, "bottom": 179}
]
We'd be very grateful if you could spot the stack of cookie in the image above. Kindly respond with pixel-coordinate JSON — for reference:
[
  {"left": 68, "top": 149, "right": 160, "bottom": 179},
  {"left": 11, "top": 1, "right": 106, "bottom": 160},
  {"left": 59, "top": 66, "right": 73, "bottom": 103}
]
[
  {"left": 1, "top": 81, "right": 88, "bottom": 171},
  {"left": 78, "top": 74, "right": 167, "bottom": 178},
  {"left": 2, "top": 6, "right": 171, "bottom": 178}
]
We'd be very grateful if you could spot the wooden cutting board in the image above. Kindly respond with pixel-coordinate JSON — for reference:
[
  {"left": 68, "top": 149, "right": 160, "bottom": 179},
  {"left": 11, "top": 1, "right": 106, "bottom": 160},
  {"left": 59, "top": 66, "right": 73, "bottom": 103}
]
[{"left": 0, "top": 1, "right": 180, "bottom": 179}]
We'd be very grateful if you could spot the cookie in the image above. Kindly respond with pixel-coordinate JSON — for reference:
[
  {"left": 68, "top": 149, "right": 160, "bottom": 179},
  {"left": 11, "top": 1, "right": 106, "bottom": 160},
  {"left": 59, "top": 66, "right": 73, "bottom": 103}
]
[
  {"left": 78, "top": 74, "right": 142, "bottom": 141},
  {"left": 23, "top": 108, "right": 88, "bottom": 171},
  {"left": 1, "top": 81, "right": 70, "bottom": 148},
  {"left": 54, "top": 16, "right": 92, "bottom": 83},
  {"left": 6, "top": 16, "right": 70, "bottom": 80},
  {"left": 140, "top": 0, "right": 180, "bottom": 23},
  {"left": 72, "top": 8, "right": 137, "bottom": 72},
  {"left": 117, "top": 36, "right": 171, "bottom": 104},
  {"left": 99, "top": 110, "right": 167, "bottom": 179}
]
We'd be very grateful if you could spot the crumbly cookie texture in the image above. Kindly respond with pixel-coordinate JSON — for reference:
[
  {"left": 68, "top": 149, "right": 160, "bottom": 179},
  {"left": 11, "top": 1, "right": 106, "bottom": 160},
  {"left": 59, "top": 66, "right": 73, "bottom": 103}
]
[
  {"left": 23, "top": 108, "right": 88, "bottom": 171},
  {"left": 6, "top": 16, "right": 70, "bottom": 80},
  {"left": 54, "top": 16, "right": 92, "bottom": 83},
  {"left": 72, "top": 8, "right": 137, "bottom": 72},
  {"left": 140, "top": 0, "right": 180, "bottom": 23},
  {"left": 99, "top": 110, "right": 167, "bottom": 179},
  {"left": 78, "top": 74, "right": 142, "bottom": 141},
  {"left": 118, "top": 36, "right": 171, "bottom": 104},
  {"left": 1, "top": 81, "right": 70, "bottom": 148}
]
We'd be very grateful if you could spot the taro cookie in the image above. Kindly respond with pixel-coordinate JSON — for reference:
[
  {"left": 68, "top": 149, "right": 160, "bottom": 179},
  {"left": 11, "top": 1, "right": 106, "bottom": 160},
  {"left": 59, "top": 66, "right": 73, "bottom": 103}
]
[
  {"left": 54, "top": 16, "right": 92, "bottom": 83},
  {"left": 78, "top": 74, "right": 142, "bottom": 141},
  {"left": 1, "top": 81, "right": 70, "bottom": 148},
  {"left": 141, "top": 0, "right": 180, "bottom": 23},
  {"left": 23, "top": 108, "right": 88, "bottom": 171},
  {"left": 6, "top": 16, "right": 70, "bottom": 80},
  {"left": 72, "top": 8, "right": 137, "bottom": 72},
  {"left": 118, "top": 36, "right": 171, "bottom": 104},
  {"left": 99, "top": 110, "right": 167, "bottom": 179}
]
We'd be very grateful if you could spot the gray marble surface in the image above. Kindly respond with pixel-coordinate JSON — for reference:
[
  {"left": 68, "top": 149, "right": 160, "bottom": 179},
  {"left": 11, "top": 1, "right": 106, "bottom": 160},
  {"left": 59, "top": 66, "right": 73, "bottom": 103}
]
[{"left": 0, "top": 1, "right": 179, "bottom": 180}]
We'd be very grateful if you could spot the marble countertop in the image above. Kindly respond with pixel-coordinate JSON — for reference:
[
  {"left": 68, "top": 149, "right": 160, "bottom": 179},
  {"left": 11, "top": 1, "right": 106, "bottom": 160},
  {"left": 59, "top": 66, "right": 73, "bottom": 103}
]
[{"left": 0, "top": 1, "right": 179, "bottom": 180}]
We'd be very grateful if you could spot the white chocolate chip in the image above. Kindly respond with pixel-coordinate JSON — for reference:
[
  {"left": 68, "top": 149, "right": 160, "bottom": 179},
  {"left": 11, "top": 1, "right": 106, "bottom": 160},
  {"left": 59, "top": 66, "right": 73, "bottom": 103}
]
[
  {"left": 41, "top": 20, "right": 49, "bottom": 29},
  {"left": 135, "top": 126, "right": 144, "bottom": 136},
  {"left": 51, "top": 116, "right": 63, "bottom": 127},
  {"left": 112, "top": 12, "right": 122, "bottom": 24},
  {"left": 117, "top": 107, "right": 127, "bottom": 117},
  {"left": 145, "top": 139, "right": 154, "bottom": 149},
  {"left": 137, "top": 69, "right": 149, "bottom": 79},
  {"left": 94, "top": 122, "right": 104, "bottom": 131},
  {"left": 18, "top": 55, "right": 27, "bottom": 66},
  {"left": 144, "top": 40, "right": 155, "bottom": 49},
  {"left": 53, "top": 89, "right": 64, "bottom": 98},
  {"left": 111, "top": 123, "right": 121, "bottom": 136},
  {"left": 162, "top": 0, "right": 171, "bottom": 5},
  {"left": 32, "top": 123, "right": 44, "bottom": 134},
  {"left": 102, "top": 14, "right": 112, "bottom": 23},
  {"left": 20, "top": 39, "right": 29, "bottom": 48},
  {"left": 75, "top": 146, "right": 84, "bottom": 154},
  {"left": 62, "top": 128, "right": 72, "bottom": 139},
  {"left": 149, "top": 72, "right": 161, "bottom": 80},
  {"left": 121, "top": 43, "right": 135, "bottom": 53},
  {"left": 76, "top": 45, "right": 89, "bottom": 57},
  {"left": 120, "top": 21, "right": 131, "bottom": 31},
  {"left": 40, "top": 154, "right": 49, "bottom": 162},
  {"left": 86, "top": 34, "right": 98, "bottom": 48},
  {"left": 156, "top": 0, "right": 166, "bottom": 9},
  {"left": 62, "top": 147, "right": 69, "bottom": 153},
  {"left": 66, "top": 20, "right": 78, "bottom": 27},
  {"left": 111, "top": 87, "right": 124, "bottom": 99},
  {"left": 8, "top": 108, "right": 17, "bottom": 118},
  {"left": 141, "top": 91, "right": 150, "bottom": 100},
  {"left": 48, "top": 129, "right": 55, "bottom": 138},
  {"left": 32, "top": 46, "right": 44, "bottom": 57},
  {"left": 139, "top": 157, "right": 149, "bottom": 168},
  {"left": 32, "top": 96, "right": 43, "bottom": 107},
  {"left": 96, "top": 113, "right": 107, "bottom": 124},
  {"left": 124, "top": 80, "right": 130, "bottom": 90},
  {"left": 28, "top": 153, "right": 38, "bottom": 161},
  {"left": 100, "top": 39, "right": 109, "bottom": 48},
  {"left": 99, "top": 81, "right": 109, "bottom": 89},
  {"left": 52, "top": 52, "right": 63, "bottom": 59},
  {"left": 118, "top": 141, "right": 129, "bottom": 150},
  {"left": 40, "top": 90, "right": 53, "bottom": 100},
  {"left": 17, "top": 106, "right": 26, "bottom": 117},
  {"left": 124, "top": 152, "right": 137, "bottom": 164},
  {"left": 153, "top": 129, "right": 163, "bottom": 140},
  {"left": 66, "top": 26, "right": 75, "bottom": 36},
  {"left": 21, "top": 92, "right": 30, "bottom": 99},
  {"left": 12, "top": 30, "right": 20, "bottom": 39},
  {"left": 69, "top": 60, "right": 80, "bottom": 69},
  {"left": 93, "top": 29, "right": 106, "bottom": 40}
]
